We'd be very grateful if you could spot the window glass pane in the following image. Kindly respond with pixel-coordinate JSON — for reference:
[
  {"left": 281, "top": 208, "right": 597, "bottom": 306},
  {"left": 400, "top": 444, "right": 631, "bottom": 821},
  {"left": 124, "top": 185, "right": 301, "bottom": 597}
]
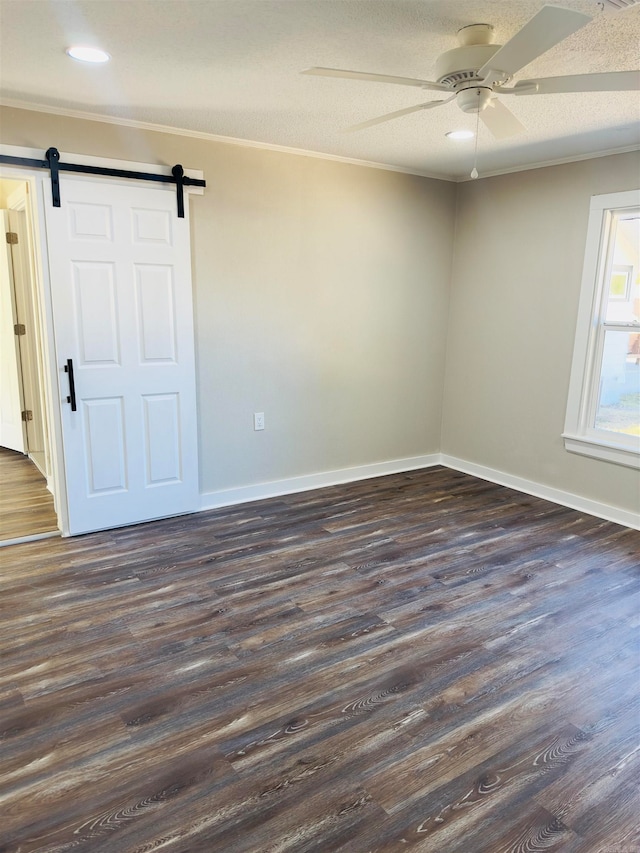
[
  {"left": 595, "top": 330, "right": 640, "bottom": 436},
  {"left": 605, "top": 215, "right": 639, "bottom": 323}
]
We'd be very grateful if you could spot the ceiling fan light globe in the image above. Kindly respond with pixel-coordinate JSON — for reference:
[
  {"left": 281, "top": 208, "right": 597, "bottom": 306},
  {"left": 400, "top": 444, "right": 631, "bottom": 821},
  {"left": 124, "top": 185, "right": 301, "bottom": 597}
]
[{"left": 456, "top": 87, "right": 492, "bottom": 113}]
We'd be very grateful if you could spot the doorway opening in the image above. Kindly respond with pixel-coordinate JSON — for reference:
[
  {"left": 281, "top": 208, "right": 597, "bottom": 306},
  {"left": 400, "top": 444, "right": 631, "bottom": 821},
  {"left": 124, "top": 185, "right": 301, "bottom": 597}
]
[{"left": 0, "top": 175, "right": 59, "bottom": 543}]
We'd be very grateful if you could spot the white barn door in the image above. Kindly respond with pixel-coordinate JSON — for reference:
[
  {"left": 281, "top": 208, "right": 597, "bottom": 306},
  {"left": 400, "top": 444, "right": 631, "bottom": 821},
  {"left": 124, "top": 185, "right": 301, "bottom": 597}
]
[{"left": 44, "top": 177, "right": 199, "bottom": 535}]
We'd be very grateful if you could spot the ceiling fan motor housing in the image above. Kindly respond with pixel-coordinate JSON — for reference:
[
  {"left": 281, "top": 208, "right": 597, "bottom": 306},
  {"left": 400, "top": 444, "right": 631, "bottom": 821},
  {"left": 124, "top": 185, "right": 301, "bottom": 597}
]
[{"left": 435, "top": 43, "right": 505, "bottom": 88}]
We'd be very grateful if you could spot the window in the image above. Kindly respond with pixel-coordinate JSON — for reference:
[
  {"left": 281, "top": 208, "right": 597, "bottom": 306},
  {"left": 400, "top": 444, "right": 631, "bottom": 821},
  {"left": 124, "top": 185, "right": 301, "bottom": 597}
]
[{"left": 564, "top": 189, "right": 640, "bottom": 469}]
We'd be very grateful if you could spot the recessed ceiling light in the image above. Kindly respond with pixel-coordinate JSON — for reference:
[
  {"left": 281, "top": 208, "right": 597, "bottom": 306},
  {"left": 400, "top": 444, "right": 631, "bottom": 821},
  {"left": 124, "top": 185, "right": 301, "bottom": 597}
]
[
  {"left": 446, "top": 130, "right": 474, "bottom": 140},
  {"left": 66, "top": 46, "right": 110, "bottom": 63}
]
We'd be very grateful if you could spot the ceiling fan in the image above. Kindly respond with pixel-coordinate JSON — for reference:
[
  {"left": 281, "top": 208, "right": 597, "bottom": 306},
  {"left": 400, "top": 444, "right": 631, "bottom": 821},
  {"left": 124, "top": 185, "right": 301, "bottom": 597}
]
[{"left": 302, "top": 4, "right": 640, "bottom": 139}]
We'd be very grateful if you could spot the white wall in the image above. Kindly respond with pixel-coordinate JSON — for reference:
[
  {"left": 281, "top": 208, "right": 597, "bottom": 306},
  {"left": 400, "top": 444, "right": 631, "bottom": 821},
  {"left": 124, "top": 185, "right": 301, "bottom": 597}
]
[{"left": 442, "top": 152, "right": 640, "bottom": 517}]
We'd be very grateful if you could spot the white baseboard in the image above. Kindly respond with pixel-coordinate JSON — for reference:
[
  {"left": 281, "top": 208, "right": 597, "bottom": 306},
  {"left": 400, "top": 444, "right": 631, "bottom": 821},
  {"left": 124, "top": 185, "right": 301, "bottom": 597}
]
[
  {"left": 28, "top": 451, "right": 47, "bottom": 479},
  {"left": 440, "top": 454, "right": 640, "bottom": 531},
  {"left": 199, "top": 452, "right": 639, "bottom": 530},
  {"left": 0, "top": 530, "right": 60, "bottom": 549},
  {"left": 200, "top": 454, "right": 441, "bottom": 511}
]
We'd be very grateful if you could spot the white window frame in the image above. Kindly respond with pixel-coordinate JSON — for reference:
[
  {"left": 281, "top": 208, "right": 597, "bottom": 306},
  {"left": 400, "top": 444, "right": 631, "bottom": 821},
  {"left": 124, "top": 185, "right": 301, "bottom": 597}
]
[{"left": 563, "top": 189, "right": 640, "bottom": 469}]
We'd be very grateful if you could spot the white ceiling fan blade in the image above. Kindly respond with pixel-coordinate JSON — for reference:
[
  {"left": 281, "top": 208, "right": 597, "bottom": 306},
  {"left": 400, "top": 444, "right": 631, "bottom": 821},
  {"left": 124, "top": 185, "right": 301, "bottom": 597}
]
[
  {"left": 302, "top": 67, "right": 449, "bottom": 92},
  {"left": 479, "top": 99, "right": 526, "bottom": 139},
  {"left": 348, "top": 98, "right": 453, "bottom": 132},
  {"left": 514, "top": 70, "right": 640, "bottom": 94},
  {"left": 478, "top": 5, "right": 592, "bottom": 81}
]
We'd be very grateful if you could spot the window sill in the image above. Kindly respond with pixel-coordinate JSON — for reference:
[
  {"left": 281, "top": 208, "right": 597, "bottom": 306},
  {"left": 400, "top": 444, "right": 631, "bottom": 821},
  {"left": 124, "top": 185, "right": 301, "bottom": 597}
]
[{"left": 563, "top": 433, "right": 640, "bottom": 470}]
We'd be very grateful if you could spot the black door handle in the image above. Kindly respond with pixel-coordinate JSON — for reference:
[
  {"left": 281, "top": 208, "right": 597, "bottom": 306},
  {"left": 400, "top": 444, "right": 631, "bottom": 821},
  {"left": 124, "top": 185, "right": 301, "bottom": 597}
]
[{"left": 64, "top": 358, "right": 77, "bottom": 412}]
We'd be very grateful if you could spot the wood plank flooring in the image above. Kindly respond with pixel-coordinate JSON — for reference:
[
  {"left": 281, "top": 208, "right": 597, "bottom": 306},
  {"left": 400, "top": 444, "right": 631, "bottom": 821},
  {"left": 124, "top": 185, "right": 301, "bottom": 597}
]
[
  {"left": 0, "top": 447, "right": 57, "bottom": 542},
  {"left": 0, "top": 467, "right": 638, "bottom": 852}
]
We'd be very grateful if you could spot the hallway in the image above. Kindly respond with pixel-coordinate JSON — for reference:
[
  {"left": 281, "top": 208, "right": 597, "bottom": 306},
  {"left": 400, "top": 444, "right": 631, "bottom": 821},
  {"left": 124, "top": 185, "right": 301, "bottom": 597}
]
[{"left": 0, "top": 446, "right": 57, "bottom": 543}]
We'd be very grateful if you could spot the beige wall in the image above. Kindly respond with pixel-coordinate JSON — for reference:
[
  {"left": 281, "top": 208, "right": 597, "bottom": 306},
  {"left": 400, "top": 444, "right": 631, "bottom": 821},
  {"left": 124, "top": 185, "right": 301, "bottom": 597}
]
[
  {"left": 0, "top": 106, "right": 456, "bottom": 494},
  {"left": 442, "top": 152, "right": 640, "bottom": 515},
  {"left": 1, "top": 105, "right": 637, "bottom": 517}
]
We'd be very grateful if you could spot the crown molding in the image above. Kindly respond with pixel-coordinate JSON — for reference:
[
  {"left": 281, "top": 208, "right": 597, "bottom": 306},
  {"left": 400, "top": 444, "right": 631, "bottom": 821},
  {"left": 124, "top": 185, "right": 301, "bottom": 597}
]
[
  {"left": 2, "top": 98, "right": 637, "bottom": 186},
  {"left": 456, "top": 144, "right": 640, "bottom": 182},
  {"left": 0, "top": 99, "right": 455, "bottom": 183}
]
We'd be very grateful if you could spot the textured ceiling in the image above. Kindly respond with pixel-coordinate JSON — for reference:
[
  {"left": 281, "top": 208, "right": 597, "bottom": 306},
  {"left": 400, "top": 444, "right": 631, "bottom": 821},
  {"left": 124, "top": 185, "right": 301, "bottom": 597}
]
[{"left": 0, "top": 0, "right": 639, "bottom": 179}]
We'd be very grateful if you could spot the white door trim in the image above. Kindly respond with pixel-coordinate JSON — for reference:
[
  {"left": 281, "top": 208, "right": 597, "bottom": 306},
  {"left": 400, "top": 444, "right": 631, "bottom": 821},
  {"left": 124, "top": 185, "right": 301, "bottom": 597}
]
[
  {"left": 0, "top": 143, "right": 204, "bottom": 536},
  {"left": 0, "top": 165, "right": 66, "bottom": 532},
  {"left": 0, "top": 210, "right": 27, "bottom": 453},
  {"left": 6, "top": 185, "right": 50, "bottom": 476}
]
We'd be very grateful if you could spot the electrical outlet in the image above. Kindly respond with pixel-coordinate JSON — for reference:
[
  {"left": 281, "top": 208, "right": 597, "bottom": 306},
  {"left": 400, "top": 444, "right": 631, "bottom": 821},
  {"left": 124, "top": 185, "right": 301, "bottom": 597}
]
[{"left": 254, "top": 412, "right": 265, "bottom": 431}]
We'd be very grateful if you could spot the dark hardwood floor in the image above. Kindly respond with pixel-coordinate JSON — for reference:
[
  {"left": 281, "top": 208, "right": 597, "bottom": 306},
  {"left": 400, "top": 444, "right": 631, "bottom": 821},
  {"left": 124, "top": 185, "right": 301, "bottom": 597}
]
[{"left": 1, "top": 467, "right": 638, "bottom": 852}]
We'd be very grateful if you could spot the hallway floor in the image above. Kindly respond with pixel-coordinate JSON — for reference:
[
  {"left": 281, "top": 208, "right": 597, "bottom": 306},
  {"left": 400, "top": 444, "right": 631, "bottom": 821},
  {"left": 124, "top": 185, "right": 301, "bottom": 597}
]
[{"left": 0, "top": 446, "right": 57, "bottom": 542}]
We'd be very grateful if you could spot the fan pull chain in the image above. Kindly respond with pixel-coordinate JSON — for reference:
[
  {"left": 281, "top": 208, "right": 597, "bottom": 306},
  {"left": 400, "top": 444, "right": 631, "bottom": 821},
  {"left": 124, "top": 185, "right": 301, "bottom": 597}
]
[{"left": 471, "top": 89, "right": 481, "bottom": 179}]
